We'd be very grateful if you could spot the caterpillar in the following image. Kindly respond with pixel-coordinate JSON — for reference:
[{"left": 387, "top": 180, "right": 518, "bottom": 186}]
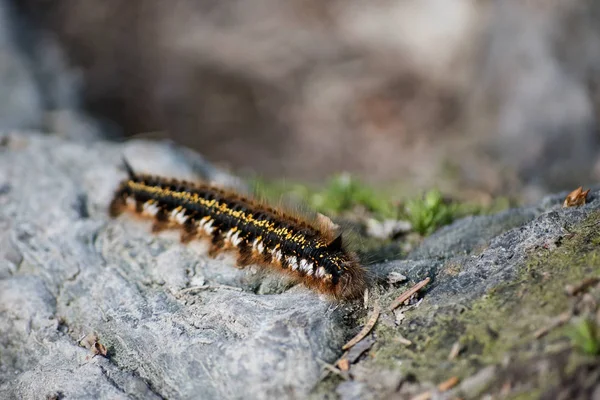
[{"left": 109, "top": 162, "right": 366, "bottom": 300}]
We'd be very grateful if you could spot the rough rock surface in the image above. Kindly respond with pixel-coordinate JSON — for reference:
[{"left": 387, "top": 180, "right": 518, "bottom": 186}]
[{"left": 1, "top": 133, "right": 600, "bottom": 399}]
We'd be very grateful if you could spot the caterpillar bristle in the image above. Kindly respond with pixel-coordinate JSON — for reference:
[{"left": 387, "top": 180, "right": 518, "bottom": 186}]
[{"left": 109, "top": 168, "right": 367, "bottom": 300}]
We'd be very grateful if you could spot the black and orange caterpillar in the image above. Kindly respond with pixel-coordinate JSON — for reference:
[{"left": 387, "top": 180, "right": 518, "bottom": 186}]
[{"left": 109, "top": 162, "right": 366, "bottom": 300}]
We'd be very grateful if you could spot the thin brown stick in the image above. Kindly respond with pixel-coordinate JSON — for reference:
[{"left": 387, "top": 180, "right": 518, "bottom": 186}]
[
  {"left": 316, "top": 358, "right": 349, "bottom": 381},
  {"left": 342, "top": 304, "right": 381, "bottom": 350},
  {"left": 447, "top": 341, "right": 462, "bottom": 361},
  {"left": 337, "top": 358, "right": 350, "bottom": 371},
  {"left": 319, "top": 350, "right": 349, "bottom": 380},
  {"left": 533, "top": 311, "right": 572, "bottom": 339},
  {"left": 438, "top": 376, "right": 459, "bottom": 392},
  {"left": 395, "top": 334, "right": 412, "bottom": 346},
  {"left": 388, "top": 277, "right": 431, "bottom": 311},
  {"left": 565, "top": 277, "right": 600, "bottom": 296}
]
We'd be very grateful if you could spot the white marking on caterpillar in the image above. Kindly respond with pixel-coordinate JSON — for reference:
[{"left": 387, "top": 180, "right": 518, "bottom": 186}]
[
  {"left": 305, "top": 263, "right": 314, "bottom": 276},
  {"left": 252, "top": 239, "right": 264, "bottom": 254},
  {"left": 272, "top": 248, "right": 282, "bottom": 262},
  {"left": 287, "top": 256, "right": 298, "bottom": 270},
  {"left": 176, "top": 213, "right": 187, "bottom": 224},
  {"left": 170, "top": 207, "right": 188, "bottom": 224},
  {"left": 231, "top": 231, "right": 243, "bottom": 247},
  {"left": 142, "top": 201, "right": 160, "bottom": 216},
  {"left": 316, "top": 267, "right": 326, "bottom": 278},
  {"left": 198, "top": 216, "right": 210, "bottom": 228},
  {"left": 203, "top": 219, "right": 215, "bottom": 234},
  {"left": 299, "top": 259, "right": 309, "bottom": 273}
]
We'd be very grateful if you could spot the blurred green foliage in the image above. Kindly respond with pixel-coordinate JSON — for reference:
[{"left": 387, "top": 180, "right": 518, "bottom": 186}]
[
  {"left": 252, "top": 173, "right": 396, "bottom": 218},
  {"left": 567, "top": 318, "right": 600, "bottom": 356},
  {"left": 251, "top": 174, "right": 511, "bottom": 236},
  {"left": 403, "top": 190, "right": 456, "bottom": 236}
]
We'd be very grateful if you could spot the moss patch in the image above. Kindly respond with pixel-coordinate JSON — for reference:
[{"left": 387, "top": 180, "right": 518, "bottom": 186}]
[{"left": 370, "top": 210, "right": 600, "bottom": 394}]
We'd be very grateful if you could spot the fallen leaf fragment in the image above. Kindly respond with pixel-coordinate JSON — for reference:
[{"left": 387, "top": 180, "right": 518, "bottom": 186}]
[
  {"left": 342, "top": 304, "right": 381, "bottom": 350},
  {"left": 79, "top": 333, "right": 108, "bottom": 358},
  {"left": 563, "top": 186, "right": 590, "bottom": 208},
  {"left": 438, "top": 376, "right": 459, "bottom": 392},
  {"left": 389, "top": 277, "right": 431, "bottom": 311},
  {"left": 79, "top": 333, "right": 97, "bottom": 349},
  {"left": 93, "top": 341, "right": 108, "bottom": 357}
]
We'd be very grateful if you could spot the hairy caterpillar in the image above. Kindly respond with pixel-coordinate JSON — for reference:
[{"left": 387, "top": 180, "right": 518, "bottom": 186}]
[{"left": 109, "top": 162, "right": 366, "bottom": 300}]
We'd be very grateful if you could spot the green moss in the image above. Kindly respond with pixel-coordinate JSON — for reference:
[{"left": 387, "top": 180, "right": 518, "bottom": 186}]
[{"left": 370, "top": 210, "right": 600, "bottom": 392}]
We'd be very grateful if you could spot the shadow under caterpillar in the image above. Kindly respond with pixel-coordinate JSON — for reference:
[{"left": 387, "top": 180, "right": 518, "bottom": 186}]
[{"left": 109, "top": 161, "right": 366, "bottom": 300}]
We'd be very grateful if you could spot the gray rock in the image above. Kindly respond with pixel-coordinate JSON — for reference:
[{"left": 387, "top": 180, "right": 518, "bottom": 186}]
[
  {"left": 408, "top": 206, "right": 541, "bottom": 260},
  {"left": 0, "top": 0, "right": 104, "bottom": 140},
  {"left": 0, "top": 133, "right": 348, "bottom": 399},
  {"left": 0, "top": 1, "right": 43, "bottom": 131},
  {"left": 415, "top": 202, "right": 597, "bottom": 304},
  {"left": 1, "top": 132, "right": 600, "bottom": 399}
]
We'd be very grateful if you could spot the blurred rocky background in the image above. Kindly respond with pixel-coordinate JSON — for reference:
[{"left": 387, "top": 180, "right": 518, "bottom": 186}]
[
  {"left": 5, "top": 0, "right": 600, "bottom": 199},
  {"left": 3, "top": 2, "right": 600, "bottom": 398}
]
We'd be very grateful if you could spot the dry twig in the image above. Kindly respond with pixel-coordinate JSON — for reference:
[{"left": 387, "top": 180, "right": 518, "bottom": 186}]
[
  {"left": 565, "top": 277, "right": 600, "bottom": 296},
  {"left": 389, "top": 277, "right": 431, "bottom": 311},
  {"left": 533, "top": 311, "right": 572, "bottom": 339},
  {"left": 448, "top": 341, "right": 462, "bottom": 360},
  {"left": 342, "top": 304, "right": 381, "bottom": 350},
  {"left": 395, "top": 334, "right": 412, "bottom": 346},
  {"left": 316, "top": 358, "right": 348, "bottom": 380},
  {"left": 438, "top": 376, "right": 459, "bottom": 392},
  {"left": 337, "top": 358, "right": 350, "bottom": 371}
]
